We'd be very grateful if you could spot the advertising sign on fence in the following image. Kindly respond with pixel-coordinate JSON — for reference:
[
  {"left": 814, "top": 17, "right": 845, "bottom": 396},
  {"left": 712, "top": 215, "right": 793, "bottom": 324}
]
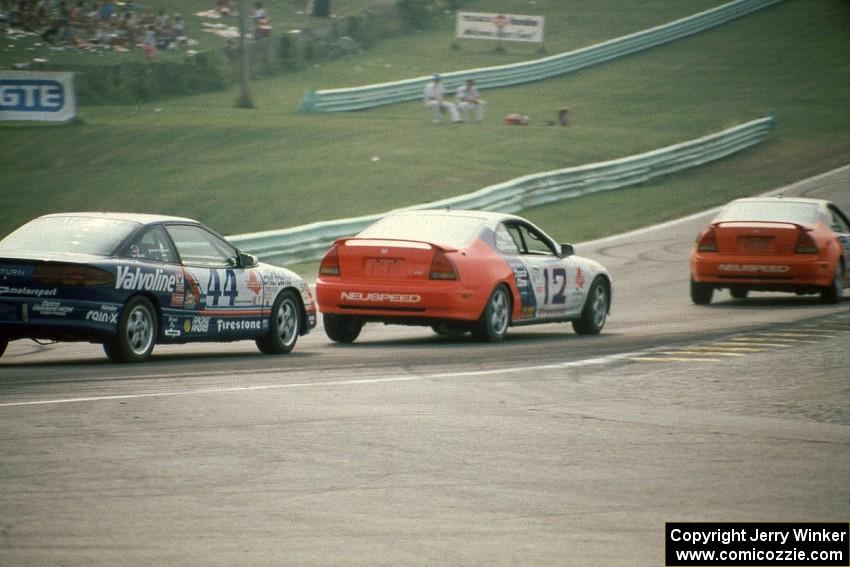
[
  {"left": 456, "top": 11, "right": 544, "bottom": 44},
  {"left": 0, "top": 71, "right": 76, "bottom": 122}
]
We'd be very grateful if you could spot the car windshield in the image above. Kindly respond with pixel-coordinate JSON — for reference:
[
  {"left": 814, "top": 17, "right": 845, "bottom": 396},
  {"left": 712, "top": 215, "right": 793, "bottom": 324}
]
[
  {"left": 714, "top": 200, "right": 819, "bottom": 225},
  {"left": 0, "top": 216, "right": 140, "bottom": 255},
  {"left": 358, "top": 212, "right": 486, "bottom": 248}
]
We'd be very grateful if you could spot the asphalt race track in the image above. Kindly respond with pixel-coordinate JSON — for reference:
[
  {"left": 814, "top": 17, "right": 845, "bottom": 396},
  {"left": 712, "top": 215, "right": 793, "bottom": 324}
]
[{"left": 1, "top": 167, "right": 848, "bottom": 566}]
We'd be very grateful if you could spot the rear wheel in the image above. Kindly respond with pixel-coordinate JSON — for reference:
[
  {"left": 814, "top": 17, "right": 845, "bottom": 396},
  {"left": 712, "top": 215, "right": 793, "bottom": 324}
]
[
  {"left": 324, "top": 314, "right": 363, "bottom": 343},
  {"left": 0, "top": 336, "right": 7, "bottom": 359},
  {"left": 572, "top": 278, "right": 609, "bottom": 335},
  {"left": 256, "top": 290, "right": 301, "bottom": 354},
  {"left": 103, "top": 296, "right": 157, "bottom": 363},
  {"left": 690, "top": 279, "right": 714, "bottom": 305},
  {"left": 730, "top": 287, "right": 749, "bottom": 299},
  {"left": 472, "top": 286, "right": 510, "bottom": 342},
  {"left": 820, "top": 263, "right": 845, "bottom": 304}
]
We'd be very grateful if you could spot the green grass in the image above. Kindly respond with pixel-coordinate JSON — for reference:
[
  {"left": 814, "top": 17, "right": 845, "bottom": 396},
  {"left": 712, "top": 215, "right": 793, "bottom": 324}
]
[{"left": 2, "top": 0, "right": 848, "bottom": 266}]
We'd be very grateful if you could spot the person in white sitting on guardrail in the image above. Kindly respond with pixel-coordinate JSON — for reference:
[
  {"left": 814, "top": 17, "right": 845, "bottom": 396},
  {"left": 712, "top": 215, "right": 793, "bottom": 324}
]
[
  {"left": 423, "top": 74, "right": 461, "bottom": 123},
  {"left": 456, "top": 78, "right": 486, "bottom": 122}
]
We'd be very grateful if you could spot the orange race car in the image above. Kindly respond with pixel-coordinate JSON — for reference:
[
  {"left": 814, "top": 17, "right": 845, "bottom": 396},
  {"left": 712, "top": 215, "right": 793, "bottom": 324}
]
[
  {"left": 315, "top": 210, "right": 612, "bottom": 343},
  {"left": 690, "top": 197, "right": 850, "bottom": 304}
]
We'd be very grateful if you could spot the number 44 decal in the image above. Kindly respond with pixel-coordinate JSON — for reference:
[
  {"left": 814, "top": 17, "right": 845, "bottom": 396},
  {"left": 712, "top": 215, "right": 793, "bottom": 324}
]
[
  {"left": 207, "top": 269, "right": 239, "bottom": 306},
  {"left": 543, "top": 267, "right": 567, "bottom": 305}
]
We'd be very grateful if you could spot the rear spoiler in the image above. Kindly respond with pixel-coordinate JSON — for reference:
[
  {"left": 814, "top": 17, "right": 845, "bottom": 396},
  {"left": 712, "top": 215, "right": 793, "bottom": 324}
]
[
  {"left": 332, "top": 237, "right": 458, "bottom": 253},
  {"left": 710, "top": 221, "right": 812, "bottom": 231}
]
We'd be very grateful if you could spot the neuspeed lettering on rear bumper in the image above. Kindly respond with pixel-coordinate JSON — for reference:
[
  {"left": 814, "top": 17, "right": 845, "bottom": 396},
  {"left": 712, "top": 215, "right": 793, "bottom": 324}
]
[
  {"left": 718, "top": 264, "right": 791, "bottom": 273},
  {"left": 340, "top": 291, "right": 422, "bottom": 303}
]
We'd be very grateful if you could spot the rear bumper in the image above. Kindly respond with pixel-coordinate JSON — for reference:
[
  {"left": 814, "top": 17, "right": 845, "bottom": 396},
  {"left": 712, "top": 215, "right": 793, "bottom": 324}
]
[
  {"left": 315, "top": 278, "right": 487, "bottom": 322},
  {"left": 0, "top": 297, "right": 119, "bottom": 342},
  {"left": 690, "top": 254, "right": 834, "bottom": 288}
]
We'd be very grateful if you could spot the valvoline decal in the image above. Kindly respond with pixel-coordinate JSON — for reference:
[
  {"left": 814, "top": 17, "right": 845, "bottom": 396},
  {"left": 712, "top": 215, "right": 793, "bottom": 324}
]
[{"left": 506, "top": 256, "right": 536, "bottom": 317}]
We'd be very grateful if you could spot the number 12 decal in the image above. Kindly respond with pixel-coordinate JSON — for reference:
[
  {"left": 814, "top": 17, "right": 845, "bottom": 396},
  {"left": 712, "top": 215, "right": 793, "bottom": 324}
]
[
  {"left": 207, "top": 269, "right": 239, "bottom": 306},
  {"left": 543, "top": 267, "right": 567, "bottom": 304}
]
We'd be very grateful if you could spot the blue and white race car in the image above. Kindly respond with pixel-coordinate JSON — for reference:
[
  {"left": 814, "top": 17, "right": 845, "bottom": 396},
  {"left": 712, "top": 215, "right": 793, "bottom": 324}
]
[{"left": 0, "top": 212, "right": 316, "bottom": 362}]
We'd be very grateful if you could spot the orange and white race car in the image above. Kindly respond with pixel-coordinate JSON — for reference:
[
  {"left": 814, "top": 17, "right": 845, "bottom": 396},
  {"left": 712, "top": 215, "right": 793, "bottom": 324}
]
[
  {"left": 315, "top": 210, "right": 611, "bottom": 343},
  {"left": 690, "top": 197, "right": 850, "bottom": 304}
]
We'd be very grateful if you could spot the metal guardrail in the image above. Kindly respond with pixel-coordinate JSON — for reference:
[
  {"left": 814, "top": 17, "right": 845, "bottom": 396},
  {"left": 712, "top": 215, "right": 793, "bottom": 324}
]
[
  {"left": 229, "top": 117, "right": 775, "bottom": 265},
  {"left": 297, "top": 0, "right": 783, "bottom": 113}
]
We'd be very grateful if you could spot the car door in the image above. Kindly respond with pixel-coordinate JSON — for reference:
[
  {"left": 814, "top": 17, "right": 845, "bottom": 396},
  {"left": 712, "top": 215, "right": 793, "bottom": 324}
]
[
  {"left": 164, "top": 224, "right": 265, "bottom": 338},
  {"left": 500, "top": 221, "right": 585, "bottom": 319}
]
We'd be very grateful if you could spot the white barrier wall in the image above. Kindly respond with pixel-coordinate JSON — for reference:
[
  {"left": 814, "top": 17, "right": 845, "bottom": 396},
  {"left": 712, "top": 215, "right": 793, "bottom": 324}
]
[
  {"left": 297, "top": 0, "right": 783, "bottom": 113},
  {"left": 229, "top": 117, "right": 775, "bottom": 265}
]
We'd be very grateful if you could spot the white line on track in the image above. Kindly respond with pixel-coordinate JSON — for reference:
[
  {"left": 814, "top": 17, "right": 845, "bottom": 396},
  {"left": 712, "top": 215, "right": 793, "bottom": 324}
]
[{"left": 0, "top": 352, "right": 637, "bottom": 408}]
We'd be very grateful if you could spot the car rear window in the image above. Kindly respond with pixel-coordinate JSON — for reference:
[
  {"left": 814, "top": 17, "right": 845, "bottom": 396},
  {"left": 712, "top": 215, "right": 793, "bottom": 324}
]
[
  {"left": 357, "top": 212, "right": 486, "bottom": 248},
  {"left": 0, "top": 216, "right": 140, "bottom": 255},
  {"left": 714, "top": 200, "right": 819, "bottom": 225}
]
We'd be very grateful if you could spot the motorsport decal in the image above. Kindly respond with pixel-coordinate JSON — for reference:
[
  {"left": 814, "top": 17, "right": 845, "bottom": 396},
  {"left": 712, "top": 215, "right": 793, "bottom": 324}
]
[
  {"left": 0, "top": 286, "right": 58, "bottom": 297},
  {"left": 718, "top": 264, "right": 791, "bottom": 273},
  {"left": 340, "top": 292, "right": 422, "bottom": 303},
  {"left": 115, "top": 266, "right": 177, "bottom": 293}
]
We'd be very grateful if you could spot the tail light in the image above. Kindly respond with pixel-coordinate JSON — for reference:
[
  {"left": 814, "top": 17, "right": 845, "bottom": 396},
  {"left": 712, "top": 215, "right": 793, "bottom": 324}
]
[
  {"left": 696, "top": 228, "right": 718, "bottom": 252},
  {"left": 429, "top": 250, "right": 458, "bottom": 280},
  {"left": 319, "top": 245, "right": 341, "bottom": 276},
  {"left": 33, "top": 264, "right": 113, "bottom": 286},
  {"left": 794, "top": 229, "right": 818, "bottom": 254}
]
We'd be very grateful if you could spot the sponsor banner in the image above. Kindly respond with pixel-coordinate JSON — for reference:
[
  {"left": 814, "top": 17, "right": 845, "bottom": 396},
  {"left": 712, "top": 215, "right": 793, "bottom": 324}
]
[
  {"left": 456, "top": 11, "right": 544, "bottom": 44},
  {"left": 0, "top": 71, "right": 77, "bottom": 122}
]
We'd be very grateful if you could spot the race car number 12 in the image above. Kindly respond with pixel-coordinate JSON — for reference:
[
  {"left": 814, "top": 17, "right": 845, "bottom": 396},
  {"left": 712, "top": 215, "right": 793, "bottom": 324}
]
[
  {"left": 543, "top": 267, "right": 567, "bottom": 305},
  {"left": 207, "top": 269, "right": 239, "bottom": 306}
]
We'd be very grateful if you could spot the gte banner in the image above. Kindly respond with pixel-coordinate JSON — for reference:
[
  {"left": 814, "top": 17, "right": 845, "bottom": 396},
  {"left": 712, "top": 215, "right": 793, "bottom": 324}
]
[{"left": 0, "top": 71, "right": 77, "bottom": 122}]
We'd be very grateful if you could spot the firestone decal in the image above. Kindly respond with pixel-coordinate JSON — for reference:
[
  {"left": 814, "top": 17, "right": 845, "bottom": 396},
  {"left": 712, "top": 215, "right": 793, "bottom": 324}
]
[
  {"left": 217, "top": 319, "right": 262, "bottom": 332},
  {"left": 115, "top": 266, "right": 177, "bottom": 292}
]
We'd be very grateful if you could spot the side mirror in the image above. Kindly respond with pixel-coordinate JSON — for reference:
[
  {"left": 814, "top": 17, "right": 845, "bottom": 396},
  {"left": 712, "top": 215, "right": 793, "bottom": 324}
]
[
  {"left": 560, "top": 243, "right": 575, "bottom": 257},
  {"left": 239, "top": 252, "right": 259, "bottom": 268}
]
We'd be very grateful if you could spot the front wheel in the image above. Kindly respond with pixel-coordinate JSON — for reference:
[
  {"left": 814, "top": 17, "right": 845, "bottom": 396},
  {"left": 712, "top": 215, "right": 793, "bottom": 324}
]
[
  {"left": 256, "top": 290, "right": 301, "bottom": 354},
  {"left": 324, "top": 314, "right": 363, "bottom": 343},
  {"left": 820, "top": 263, "right": 845, "bottom": 304},
  {"left": 472, "top": 286, "right": 510, "bottom": 342},
  {"left": 103, "top": 296, "right": 157, "bottom": 363},
  {"left": 690, "top": 278, "right": 714, "bottom": 305},
  {"left": 572, "top": 278, "right": 609, "bottom": 335}
]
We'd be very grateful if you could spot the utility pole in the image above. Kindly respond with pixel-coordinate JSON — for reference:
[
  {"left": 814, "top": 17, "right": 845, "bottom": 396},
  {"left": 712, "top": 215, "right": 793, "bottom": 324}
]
[{"left": 236, "top": 0, "right": 255, "bottom": 108}]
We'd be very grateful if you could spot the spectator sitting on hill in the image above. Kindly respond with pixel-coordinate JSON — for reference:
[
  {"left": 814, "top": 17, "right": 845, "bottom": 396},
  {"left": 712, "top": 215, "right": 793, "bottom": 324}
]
[
  {"left": 456, "top": 78, "right": 486, "bottom": 123},
  {"left": 423, "top": 74, "right": 461, "bottom": 123}
]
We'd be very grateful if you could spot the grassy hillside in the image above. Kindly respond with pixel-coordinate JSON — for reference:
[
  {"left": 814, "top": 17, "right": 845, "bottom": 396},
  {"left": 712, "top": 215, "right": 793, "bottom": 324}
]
[{"left": 2, "top": 0, "right": 848, "bottom": 254}]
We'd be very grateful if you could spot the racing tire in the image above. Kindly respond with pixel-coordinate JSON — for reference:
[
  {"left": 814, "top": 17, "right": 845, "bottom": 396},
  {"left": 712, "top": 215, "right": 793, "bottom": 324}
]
[
  {"left": 730, "top": 288, "right": 749, "bottom": 300},
  {"left": 572, "top": 278, "right": 609, "bottom": 335},
  {"left": 431, "top": 323, "right": 468, "bottom": 337},
  {"left": 256, "top": 290, "right": 301, "bottom": 354},
  {"left": 0, "top": 336, "right": 7, "bottom": 359},
  {"left": 103, "top": 296, "right": 157, "bottom": 363},
  {"left": 324, "top": 314, "right": 363, "bottom": 344},
  {"left": 690, "top": 279, "right": 714, "bottom": 305},
  {"left": 820, "top": 263, "right": 844, "bottom": 304},
  {"left": 472, "top": 285, "right": 510, "bottom": 343}
]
